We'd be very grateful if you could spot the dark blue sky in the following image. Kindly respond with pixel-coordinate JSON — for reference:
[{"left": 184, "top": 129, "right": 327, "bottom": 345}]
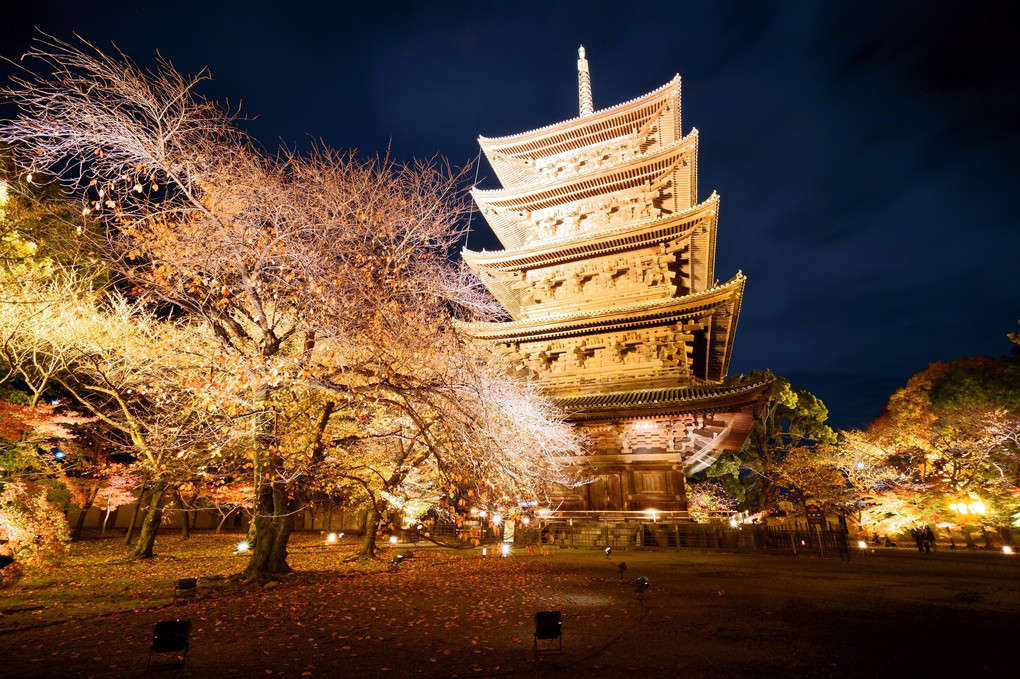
[{"left": 4, "top": 1, "right": 1018, "bottom": 430}]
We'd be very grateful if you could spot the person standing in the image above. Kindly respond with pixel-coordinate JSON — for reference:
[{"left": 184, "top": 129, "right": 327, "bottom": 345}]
[
  {"left": 923, "top": 525, "right": 936, "bottom": 552},
  {"left": 911, "top": 527, "right": 925, "bottom": 553}
]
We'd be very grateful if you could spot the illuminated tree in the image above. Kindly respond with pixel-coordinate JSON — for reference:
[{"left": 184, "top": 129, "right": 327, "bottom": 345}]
[
  {"left": 0, "top": 400, "right": 89, "bottom": 575},
  {"left": 707, "top": 372, "right": 835, "bottom": 509},
  {"left": 1, "top": 37, "right": 582, "bottom": 578}
]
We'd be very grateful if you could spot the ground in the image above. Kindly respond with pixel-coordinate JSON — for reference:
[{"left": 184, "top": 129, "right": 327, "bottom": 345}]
[{"left": 1, "top": 533, "right": 1017, "bottom": 678}]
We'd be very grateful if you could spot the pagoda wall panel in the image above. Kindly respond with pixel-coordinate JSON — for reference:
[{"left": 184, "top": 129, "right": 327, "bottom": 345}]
[{"left": 515, "top": 243, "right": 685, "bottom": 319}]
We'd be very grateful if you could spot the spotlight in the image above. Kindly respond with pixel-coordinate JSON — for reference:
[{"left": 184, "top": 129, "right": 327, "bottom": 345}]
[
  {"left": 533, "top": 611, "right": 562, "bottom": 660},
  {"left": 728, "top": 517, "right": 739, "bottom": 528},
  {"left": 522, "top": 517, "right": 531, "bottom": 526},
  {"left": 857, "top": 540, "right": 867, "bottom": 550},
  {"left": 326, "top": 532, "right": 338, "bottom": 544},
  {"left": 235, "top": 541, "right": 250, "bottom": 554},
  {"left": 633, "top": 575, "right": 650, "bottom": 598},
  {"left": 605, "top": 546, "right": 612, "bottom": 559},
  {"left": 617, "top": 562, "right": 627, "bottom": 581},
  {"left": 1003, "top": 546, "right": 1014, "bottom": 555},
  {"left": 500, "top": 542, "right": 511, "bottom": 557},
  {"left": 389, "top": 535, "right": 398, "bottom": 545},
  {"left": 52, "top": 449, "right": 66, "bottom": 461},
  {"left": 492, "top": 513, "right": 503, "bottom": 526}
]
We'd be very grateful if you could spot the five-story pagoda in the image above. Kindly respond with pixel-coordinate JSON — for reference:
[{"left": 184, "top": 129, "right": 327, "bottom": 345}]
[{"left": 461, "top": 48, "right": 771, "bottom": 511}]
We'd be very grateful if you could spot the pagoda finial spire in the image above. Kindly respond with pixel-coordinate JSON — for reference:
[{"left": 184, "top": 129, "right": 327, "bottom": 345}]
[{"left": 577, "top": 45, "right": 593, "bottom": 117}]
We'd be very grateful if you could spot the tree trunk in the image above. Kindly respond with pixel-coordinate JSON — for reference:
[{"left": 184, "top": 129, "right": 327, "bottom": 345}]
[
  {"left": 242, "top": 454, "right": 296, "bottom": 580},
  {"left": 101, "top": 502, "right": 113, "bottom": 534},
  {"left": 216, "top": 507, "right": 232, "bottom": 534},
  {"left": 177, "top": 491, "right": 191, "bottom": 539},
  {"left": 131, "top": 481, "right": 168, "bottom": 559},
  {"left": 124, "top": 484, "right": 149, "bottom": 546},
  {"left": 963, "top": 524, "right": 978, "bottom": 549},
  {"left": 71, "top": 491, "right": 97, "bottom": 541},
  {"left": 356, "top": 499, "right": 386, "bottom": 560}
]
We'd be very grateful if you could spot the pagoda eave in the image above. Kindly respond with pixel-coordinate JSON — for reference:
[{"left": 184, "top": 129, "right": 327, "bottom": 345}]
[
  {"left": 478, "top": 74, "right": 681, "bottom": 148},
  {"left": 554, "top": 375, "right": 772, "bottom": 420},
  {"left": 463, "top": 192, "right": 718, "bottom": 272},
  {"left": 473, "top": 131, "right": 697, "bottom": 203},
  {"left": 457, "top": 273, "right": 745, "bottom": 342}
]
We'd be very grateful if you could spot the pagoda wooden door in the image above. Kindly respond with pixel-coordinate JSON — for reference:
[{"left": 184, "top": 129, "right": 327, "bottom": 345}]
[{"left": 586, "top": 473, "right": 623, "bottom": 511}]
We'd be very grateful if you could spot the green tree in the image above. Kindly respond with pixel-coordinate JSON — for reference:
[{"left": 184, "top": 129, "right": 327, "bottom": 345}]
[{"left": 707, "top": 371, "right": 835, "bottom": 510}]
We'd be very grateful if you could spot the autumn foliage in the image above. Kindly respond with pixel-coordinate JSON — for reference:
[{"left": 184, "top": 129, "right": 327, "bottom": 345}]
[{"left": 0, "top": 36, "right": 583, "bottom": 577}]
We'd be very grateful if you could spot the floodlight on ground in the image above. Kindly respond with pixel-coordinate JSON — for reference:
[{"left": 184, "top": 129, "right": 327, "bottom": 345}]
[
  {"left": 633, "top": 576, "right": 650, "bottom": 597},
  {"left": 147, "top": 619, "right": 191, "bottom": 669},
  {"left": 234, "top": 541, "right": 250, "bottom": 554},
  {"left": 533, "top": 611, "right": 562, "bottom": 660},
  {"left": 1003, "top": 546, "right": 1014, "bottom": 555},
  {"left": 605, "top": 546, "right": 612, "bottom": 559},
  {"left": 326, "top": 532, "right": 337, "bottom": 544},
  {"left": 389, "top": 535, "right": 398, "bottom": 545},
  {"left": 617, "top": 562, "right": 627, "bottom": 580},
  {"left": 500, "top": 542, "right": 511, "bottom": 557},
  {"left": 729, "top": 517, "right": 739, "bottom": 528},
  {"left": 857, "top": 540, "right": 868, "bottom": 550},
  {"left": 173, "top": 577, "right": 197, "bottom": 602}
]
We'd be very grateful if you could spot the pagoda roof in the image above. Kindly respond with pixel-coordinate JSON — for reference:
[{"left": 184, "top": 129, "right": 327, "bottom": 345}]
[
  {"left": 460, "top": 272, "right": 743, "bottom": 338},
  {"left": 462, "top": 193, "right": 720, "bottom": 320},
  {"left": 472, "top": 133, "right": 699, "bottom": 250},
  {"left": 478, "top": 74, "right": 681, "bottom": 151},
  {"left": 460, "top": 273, "right": 745, "bottom": 381},
  {"left": 478, "top": 76, "right": 683, "bottom": 190},
  {"left": 556, "top": 373, "right": 773, "bottom": 473},
  {"left": 555, "top": 373, "right": 772, "bottom": 419},
  {"left": 464, "top": 191, "right": 718, "bottom": 270}
]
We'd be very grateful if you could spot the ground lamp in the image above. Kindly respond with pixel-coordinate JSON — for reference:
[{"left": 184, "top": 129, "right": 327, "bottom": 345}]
[
  {"left": 389, "top": 535, "right": 399, "bottom": 545},
  {"left": 617, "top": 562, "right": 627, "bottom": 580},
  {"left": 605, "top": 546, "right": 612, "bottom": 559},
  {"left": 326, "top": 532, "right": 338, "bottom": 544},
  {"left": 533, "top": 611, "right": 562, "bottom": 660},
  {"left": 173, "top": 577, "right": 198, "bottom": 602},
  {"left": 234, "top": 541, "right": 250, "bottom": 554},
  {"left": 147, "top": 619, "right": 191, "bottom": 669},
  {"left": 633, "top": 576, "right": 650, "bottom": 601}
]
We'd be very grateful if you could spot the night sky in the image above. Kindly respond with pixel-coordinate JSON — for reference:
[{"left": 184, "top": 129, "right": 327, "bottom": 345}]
[{"left": 3, "top": 1, "right": 1018, "bottom": 431}]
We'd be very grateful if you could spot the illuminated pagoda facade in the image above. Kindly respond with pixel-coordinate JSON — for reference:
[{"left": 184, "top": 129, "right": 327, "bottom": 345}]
[{"left": 462, "top": 48, "right": 771, "bottom": 511}]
